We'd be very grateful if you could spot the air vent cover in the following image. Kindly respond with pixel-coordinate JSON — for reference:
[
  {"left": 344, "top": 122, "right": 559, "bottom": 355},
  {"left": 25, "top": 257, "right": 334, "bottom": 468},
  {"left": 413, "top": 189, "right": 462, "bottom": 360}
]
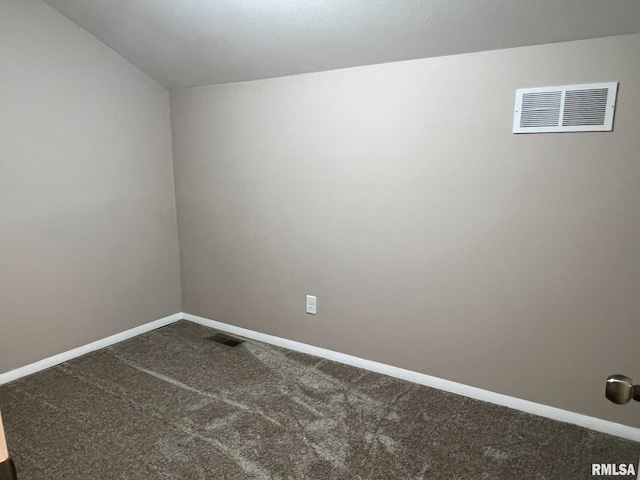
[
  {"left": 207, "top": 333, "right": 244, "bottom": 347},
  {"left": 513, "top": 82, "right": 618, "bottom": 133}
]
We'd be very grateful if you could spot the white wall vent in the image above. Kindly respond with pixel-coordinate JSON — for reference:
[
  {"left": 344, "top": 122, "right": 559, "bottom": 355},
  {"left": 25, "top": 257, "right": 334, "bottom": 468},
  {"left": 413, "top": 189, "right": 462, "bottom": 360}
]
[{"left": 513, "top": 82, "right": 618, "bottom": 133}]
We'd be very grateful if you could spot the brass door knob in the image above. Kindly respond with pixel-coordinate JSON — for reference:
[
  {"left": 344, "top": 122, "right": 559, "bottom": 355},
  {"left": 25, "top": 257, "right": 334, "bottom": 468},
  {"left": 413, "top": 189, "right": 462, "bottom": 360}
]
[{"left": 606, "top": 374, "right": 640, "bottom": 404}]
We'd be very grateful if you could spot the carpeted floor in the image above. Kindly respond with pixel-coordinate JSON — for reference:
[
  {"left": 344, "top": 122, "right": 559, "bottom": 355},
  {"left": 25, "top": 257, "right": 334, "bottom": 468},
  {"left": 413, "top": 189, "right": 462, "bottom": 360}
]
[{"left": 0, "top": 320, "right": 637, "bottom": 479}]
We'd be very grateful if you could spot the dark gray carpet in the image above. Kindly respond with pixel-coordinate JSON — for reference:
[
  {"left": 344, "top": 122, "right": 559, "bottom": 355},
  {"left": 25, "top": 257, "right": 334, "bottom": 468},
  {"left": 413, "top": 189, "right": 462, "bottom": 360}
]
[{"left": 0, "top": 320, "right": 637, "bottom": 479}]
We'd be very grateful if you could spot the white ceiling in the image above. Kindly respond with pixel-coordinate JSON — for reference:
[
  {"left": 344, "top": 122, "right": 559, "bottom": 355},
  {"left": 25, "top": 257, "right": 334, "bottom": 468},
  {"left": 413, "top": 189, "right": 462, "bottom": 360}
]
[{"left": 43, "top": 0, "right": 640, "bottom": 89}]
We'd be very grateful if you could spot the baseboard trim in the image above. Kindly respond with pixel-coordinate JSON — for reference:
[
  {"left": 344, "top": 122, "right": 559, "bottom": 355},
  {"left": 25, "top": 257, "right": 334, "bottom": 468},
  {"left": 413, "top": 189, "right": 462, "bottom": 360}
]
[
  {"left": 183, "top": 313, "right": 640, "bottom": 443},
  {"left": 3, "top": 312, "right": 638, "bottom": 442},
  {"left": 0, "top": 313, "right": 182, "bottom": 386}
]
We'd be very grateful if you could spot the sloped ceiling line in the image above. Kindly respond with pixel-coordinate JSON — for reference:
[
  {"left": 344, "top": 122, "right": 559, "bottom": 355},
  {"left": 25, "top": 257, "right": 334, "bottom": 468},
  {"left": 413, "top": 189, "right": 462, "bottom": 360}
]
[{"left": 43, "top": 0, "right": 640, "bottom": 89}]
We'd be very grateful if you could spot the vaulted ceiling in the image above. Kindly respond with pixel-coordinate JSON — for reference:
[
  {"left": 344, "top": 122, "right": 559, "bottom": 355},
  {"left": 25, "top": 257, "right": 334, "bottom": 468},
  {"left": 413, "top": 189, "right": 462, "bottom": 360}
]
[{"left": 43, "top": 0, "right": 640, "bottom": 89}]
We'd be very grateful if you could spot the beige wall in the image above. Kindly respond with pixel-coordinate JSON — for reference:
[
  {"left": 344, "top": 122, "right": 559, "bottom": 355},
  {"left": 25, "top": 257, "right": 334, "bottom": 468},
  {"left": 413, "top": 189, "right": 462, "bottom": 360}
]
[
  {"left": 171, "top": 33, "right": 640, "bottom": 427},
  {"left": 0, "top": 0, "right": 181, "bottom": 372}
]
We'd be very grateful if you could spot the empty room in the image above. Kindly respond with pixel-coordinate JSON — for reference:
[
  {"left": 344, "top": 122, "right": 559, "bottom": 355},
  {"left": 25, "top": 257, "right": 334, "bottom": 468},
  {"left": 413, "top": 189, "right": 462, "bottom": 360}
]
[{"left": 1, "top": 0, "right": 640, "bottom": 478}]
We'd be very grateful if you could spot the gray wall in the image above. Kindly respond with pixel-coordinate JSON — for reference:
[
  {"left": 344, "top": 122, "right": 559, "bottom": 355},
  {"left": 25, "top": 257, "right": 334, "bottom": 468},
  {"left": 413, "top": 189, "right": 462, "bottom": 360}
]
[
  {"left": 0, "top": 0, "right": 181, "bottom": 372},
  {"left": 171, "top": 33, "right": 640, "bottom": 427}
]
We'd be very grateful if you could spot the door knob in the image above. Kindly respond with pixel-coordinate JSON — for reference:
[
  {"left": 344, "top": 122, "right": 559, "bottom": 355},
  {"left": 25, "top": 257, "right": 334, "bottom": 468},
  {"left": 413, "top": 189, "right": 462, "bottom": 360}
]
[{"left": 606, "top": 374, "right": 640, "bottom": 404}]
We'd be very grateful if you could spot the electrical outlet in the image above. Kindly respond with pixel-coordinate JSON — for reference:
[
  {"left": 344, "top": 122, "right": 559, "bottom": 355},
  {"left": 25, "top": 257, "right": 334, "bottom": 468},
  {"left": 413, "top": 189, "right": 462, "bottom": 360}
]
[{"left": 306, "top": 295, "right": 316, "bottom": 315}]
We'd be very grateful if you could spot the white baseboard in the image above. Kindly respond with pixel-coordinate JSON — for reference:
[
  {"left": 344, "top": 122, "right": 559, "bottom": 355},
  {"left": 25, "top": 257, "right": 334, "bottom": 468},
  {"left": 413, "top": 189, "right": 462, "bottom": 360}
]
[
  {"left": 3, "top": 311, "right": 638, "bottom": 443},
  {"left": 183, "top": 312, "right": 640, "bottom": 443},
  {"left": 0, "top": 313, "right": 182, "bottom": 386}
]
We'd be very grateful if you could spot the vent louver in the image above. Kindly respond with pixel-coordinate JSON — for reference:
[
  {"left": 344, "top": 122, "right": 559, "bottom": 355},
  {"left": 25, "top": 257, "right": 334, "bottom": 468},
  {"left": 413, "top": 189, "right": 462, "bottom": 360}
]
[{"left": 513, "top": 82, "right": 617, "bottom": 133}]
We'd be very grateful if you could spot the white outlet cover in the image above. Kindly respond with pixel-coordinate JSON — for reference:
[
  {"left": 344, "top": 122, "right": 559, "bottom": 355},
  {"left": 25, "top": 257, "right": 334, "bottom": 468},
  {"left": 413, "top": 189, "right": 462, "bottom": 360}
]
[{"left": 306, "top": 295, "right": 317, "bottom": 315}]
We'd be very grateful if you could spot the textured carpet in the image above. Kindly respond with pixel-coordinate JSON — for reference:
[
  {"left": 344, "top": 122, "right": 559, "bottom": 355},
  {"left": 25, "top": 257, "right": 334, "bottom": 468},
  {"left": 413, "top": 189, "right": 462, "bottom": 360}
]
[{"left": 0, "top": 320, "right": 637, "bottom": 479}]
